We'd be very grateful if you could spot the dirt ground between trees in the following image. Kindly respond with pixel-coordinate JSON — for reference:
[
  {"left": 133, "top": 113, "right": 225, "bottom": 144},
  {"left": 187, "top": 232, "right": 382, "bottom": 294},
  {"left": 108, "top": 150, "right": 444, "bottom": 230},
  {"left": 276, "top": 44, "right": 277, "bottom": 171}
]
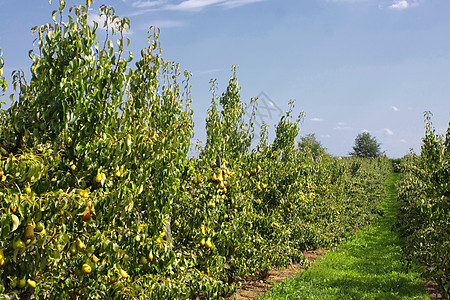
[
  {"left": 426, "top": 281, "right": 444, "bottom": 300},
  {"left": 228, "top": 248, "right": 328, "bottom": 300}
]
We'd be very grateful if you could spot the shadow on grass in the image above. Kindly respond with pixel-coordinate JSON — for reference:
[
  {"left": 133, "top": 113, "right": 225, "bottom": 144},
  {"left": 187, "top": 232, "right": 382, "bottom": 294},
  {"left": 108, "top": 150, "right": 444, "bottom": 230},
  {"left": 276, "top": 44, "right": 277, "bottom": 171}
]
[{"left": 262, "top": 173, "right": 428, "bottom": 300}]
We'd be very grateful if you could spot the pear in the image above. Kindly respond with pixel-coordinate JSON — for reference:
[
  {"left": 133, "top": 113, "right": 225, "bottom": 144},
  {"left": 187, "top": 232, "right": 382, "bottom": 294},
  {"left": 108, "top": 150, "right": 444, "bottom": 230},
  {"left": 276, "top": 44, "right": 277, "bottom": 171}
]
[
  {"left": 212, "top": 173, "right": 218, "bottom": 181},
  {"left": 82, "top": 263, "right": 92, "bottom": 274},
  {"left": 17, "top": 278, "right": 26, "bottom": 289},
  {"left": 12, "top": 239, "right": 25, "bottom": 249},
  {"left": 205, "top": 237, "right": 213, "bottom": 249},
  {"left": 82, "top": 211, "right": 91, "bottom": 222},
  {"left": 76, "top": 238, "right": 86, "bottom": 251},
  {"left": 119, "top": 269, "right": 129, "bottom": 278},
  {"left": 217, "top": 171, "right": 223, "bottom": 182},
  {"left": 139, "top": 256, "right": 148, "bottom": 265},
  {"left": 94, "top": 172, "right": 102, "bottom": 184},
  {"left": 69, "top": 243, "right": 77, "bottom": 255},
  {"left": 24, "top": 224, "right": 34, "bottom": 240},
  {"left": 27, "top": 279, "right": 37, "bottom": 288},
  {"left": 201, "top": 224, "right": 206, "bottom": 235}
]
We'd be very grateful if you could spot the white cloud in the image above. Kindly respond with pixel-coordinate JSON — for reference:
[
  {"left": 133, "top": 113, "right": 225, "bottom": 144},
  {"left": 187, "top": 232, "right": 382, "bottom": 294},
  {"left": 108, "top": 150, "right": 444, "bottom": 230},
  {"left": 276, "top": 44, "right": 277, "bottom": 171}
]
[
  {"left": 140, "top": 19, "right": 186, "bottom": 29},
  {"left": 388, "top": 0, "right": 421, "bottom": 10},
  {"left": 334, "top": 121, "right": 352, "bottom": 131},
  {"left": 166, "top": 0, "right": 223, "bottom": 10},
  {"left": 334, "top": 125, "right": 352, "bottom": 131},
  {"left": 87, "top": 13, "right": 106, "bottom": 27},
  {"left": 391, "top": 106, "right": 399, "bottom": 111},
  {"left": 390, "top": 0, "right": 409, "bottom": 9},
  {"left": 132, "top": 0, "right": 167, "bottom": 8},
  {"left": 131, "top": 0, "right": 265, "bottom": 12},
  {"left": 311, "top": 117, "right": 323, "bottom": 122},
  {"left": 219, "top": 0, "right": 265, "bottom": 8},
  {"left": 326, "top": 0, "right": 423, "bottom": 9},
  {"left": 196, "top": 68, "right": 223, "bottom": 75},
  {"left": 87, "top": 13, "right": 134, "bottom": 35},
  {"left": 400, "top": 139, "right": 407, "bottom": 143},
  {"left": 384, "top": 128, "right": 394, "bottom": 135},
  {"left": 325, "top": 0, "right": 371, "bottom": 3}
]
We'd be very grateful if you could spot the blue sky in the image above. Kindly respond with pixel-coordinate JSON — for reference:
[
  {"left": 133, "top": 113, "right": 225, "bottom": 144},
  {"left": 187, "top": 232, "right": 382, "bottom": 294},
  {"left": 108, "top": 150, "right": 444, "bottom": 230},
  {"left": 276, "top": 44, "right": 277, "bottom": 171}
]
[{"left": 0, "top": 0, "right": 449, "bottom": 157}]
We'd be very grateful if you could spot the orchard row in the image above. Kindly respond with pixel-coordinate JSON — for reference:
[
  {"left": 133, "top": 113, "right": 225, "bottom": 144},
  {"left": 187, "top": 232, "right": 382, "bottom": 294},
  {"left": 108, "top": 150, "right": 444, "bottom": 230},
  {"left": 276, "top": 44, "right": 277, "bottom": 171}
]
[
  {"left": 395, "top": 114, "right": 450, "bottom": 299},
  {"left": 0, "top": 1, "right": 392, "bottom": 299}
]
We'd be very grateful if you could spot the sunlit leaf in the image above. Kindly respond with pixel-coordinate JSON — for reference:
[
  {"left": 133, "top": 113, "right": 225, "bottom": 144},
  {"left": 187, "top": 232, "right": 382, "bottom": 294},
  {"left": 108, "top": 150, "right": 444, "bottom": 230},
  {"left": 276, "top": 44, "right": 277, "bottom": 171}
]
[{"left": 11, "top": 214, "right": 20, "bottom": 232}]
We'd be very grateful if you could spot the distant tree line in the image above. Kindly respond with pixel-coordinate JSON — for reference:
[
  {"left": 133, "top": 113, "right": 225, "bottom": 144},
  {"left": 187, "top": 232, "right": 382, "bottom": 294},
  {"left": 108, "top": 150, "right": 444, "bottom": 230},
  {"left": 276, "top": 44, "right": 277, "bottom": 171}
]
[{"left": 297, "top": 132, "right": 383, "bottom": 158}]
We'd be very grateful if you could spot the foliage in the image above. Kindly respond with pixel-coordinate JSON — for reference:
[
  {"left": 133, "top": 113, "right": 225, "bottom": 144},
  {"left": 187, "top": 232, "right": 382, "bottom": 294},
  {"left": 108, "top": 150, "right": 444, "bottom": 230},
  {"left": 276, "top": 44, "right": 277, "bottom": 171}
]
[
  {"left": 395, "top": 112, "right": 450, "bottom": 299},
  {"left": 0, "top": 48, "right": 6, "bottom": 106},
  {"left": 390, "top": 158, "right": 402, "bottom": 173},
  {"left": 0, "top": 2, "right": 200, "bottom": 298},
  {"left": 0, "top": 1, "right": 393, "bottom": 298},
  {"left": 298, "top": 133, "right": 327, "bottom": 159},
  {"left": 350, "top": 132, "right": 383, "bottom": 158}
]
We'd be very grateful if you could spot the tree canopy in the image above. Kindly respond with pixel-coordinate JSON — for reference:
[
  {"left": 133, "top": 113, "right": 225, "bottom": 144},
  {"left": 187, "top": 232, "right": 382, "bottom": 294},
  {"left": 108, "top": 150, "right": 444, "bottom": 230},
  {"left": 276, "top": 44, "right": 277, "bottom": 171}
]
[
  {"left": 350, "top": 132, "right": 383, "bottom": 158},
  {"left": 298, "top": 133, "right": 326, "bottom": 158}
]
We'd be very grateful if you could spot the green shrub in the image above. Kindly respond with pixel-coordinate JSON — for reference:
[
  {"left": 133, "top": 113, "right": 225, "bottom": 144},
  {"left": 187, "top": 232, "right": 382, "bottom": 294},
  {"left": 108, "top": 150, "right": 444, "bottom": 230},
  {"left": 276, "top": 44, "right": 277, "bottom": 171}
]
[{"left": 395, "top": 113, "right": 449, "bottom": 298}]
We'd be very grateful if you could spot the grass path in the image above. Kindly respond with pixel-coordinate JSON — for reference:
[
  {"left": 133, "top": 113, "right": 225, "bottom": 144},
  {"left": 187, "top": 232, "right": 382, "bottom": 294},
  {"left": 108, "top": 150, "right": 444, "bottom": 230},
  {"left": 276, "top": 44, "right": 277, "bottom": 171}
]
[{"left": 261, "top": 173, "right": 429, "bottom": 300}]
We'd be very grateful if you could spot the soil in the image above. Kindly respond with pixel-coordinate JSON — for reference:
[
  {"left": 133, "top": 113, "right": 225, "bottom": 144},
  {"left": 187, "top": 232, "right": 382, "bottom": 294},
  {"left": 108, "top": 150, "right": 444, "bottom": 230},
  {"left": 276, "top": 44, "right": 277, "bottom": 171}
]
[
  {"left": 425, "top": 280, "right": 444, "bottom": 300},
  {"left": 228, "top": 248, "right": 328, "bottom": 300}
]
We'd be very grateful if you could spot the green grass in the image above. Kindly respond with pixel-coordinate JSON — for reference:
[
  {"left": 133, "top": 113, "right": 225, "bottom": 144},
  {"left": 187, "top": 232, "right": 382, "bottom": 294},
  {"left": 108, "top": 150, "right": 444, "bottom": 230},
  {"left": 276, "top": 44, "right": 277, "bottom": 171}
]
[{"left": 261, "top": 173, "right": 429, "bottom": 300}]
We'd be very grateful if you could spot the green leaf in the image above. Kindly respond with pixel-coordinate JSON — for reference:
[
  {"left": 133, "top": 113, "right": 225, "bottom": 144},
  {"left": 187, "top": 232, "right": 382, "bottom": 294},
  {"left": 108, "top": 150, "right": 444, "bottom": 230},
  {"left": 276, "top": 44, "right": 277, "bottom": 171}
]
[
  {"left": 50, "top": 248, "right": 61, "bottom": 260},
  {"left": 125, "top": 201, "right": 134, "bottom": 212},
  {"left": 1, "top": 216, "right": 10, "bottom": 239},
  {"left": 52, "top": 10, "right": 58, "bottom": 22},
  {"left": 93, "top": 21, "right": 98, "bottom": 33},
  {"left": 11, "top": 214, "right": 20, "bottom": 232}
]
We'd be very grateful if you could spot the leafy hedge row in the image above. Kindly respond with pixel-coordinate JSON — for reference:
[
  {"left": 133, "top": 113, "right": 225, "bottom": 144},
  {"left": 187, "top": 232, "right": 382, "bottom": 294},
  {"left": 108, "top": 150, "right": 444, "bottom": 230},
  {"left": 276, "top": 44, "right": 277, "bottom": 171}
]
[
  {"left": 395, "top": 113, "right": 450, "bottom": 299},
  {"left": 0, "top": 1, "right": 392, "bottom": 298}
]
